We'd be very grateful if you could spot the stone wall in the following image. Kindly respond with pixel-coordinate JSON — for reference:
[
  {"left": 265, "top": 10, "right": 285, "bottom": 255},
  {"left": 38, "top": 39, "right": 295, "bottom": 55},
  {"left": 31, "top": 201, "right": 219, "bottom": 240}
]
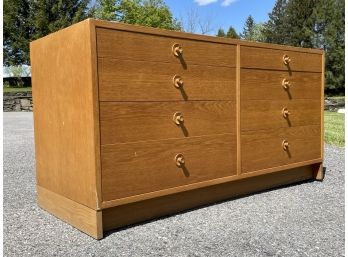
[{"left": 3, "top": 92, "right": 33, "bottom": 112}]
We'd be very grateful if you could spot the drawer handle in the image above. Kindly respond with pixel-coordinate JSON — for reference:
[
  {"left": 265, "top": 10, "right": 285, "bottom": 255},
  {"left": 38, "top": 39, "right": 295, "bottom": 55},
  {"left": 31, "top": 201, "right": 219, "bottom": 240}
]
[
  {"left": 175, "top": 153, "right": 185, "bottom": 167},
  {"left": 173, "top": 112, "right": 184, "bottom": 125},
  {"left": 283, "top": 54, "right": 291, "bottom": 65},
  {"left": 282, "top": 107, "right": 291, "bottom": 118},
  {"left": 282, "top": 78, "right": 291, "bottom": 89},
  {"left": 173, "top": 75, "right": 184, "bottom": 88},
  {"left": 172, "top": 43, "right": 183, "bottom": 57},
  {"left": 282, "top": 140, "right": 289, "bottom": 150}
]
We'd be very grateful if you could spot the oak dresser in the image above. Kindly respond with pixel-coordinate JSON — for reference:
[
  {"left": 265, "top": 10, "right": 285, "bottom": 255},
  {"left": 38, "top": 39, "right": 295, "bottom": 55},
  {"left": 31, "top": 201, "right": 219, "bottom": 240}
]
[{"left": 30, "top": 18, "right": 324, "bottom": 239}]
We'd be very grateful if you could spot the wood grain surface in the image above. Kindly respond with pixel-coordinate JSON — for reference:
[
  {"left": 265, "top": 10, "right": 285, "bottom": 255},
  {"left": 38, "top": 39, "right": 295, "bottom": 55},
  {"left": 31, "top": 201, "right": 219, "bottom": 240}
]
[
  {"left": 92, "top": 19, "right": 323, "bottom": 54},
  {"left": 98, "top": 58, "right": 235, "bottom": 101},
  {"left": 102, "top": 164, "right": 314, "bottom": 231},
  {"left": 30, "top": 19, "right": 99, "bottom": 209},
  {"left": 241, "top": 125, "right": 321, "bottom": 172},
  {"left": 241, "top": 69, "right": 321, "bottom": 100},
  {"left": 101, "top": 134, "right": 237, "bottom": 201},
  {"left": 96, "top": 28, "right": 236, "bottom": 68},
  {"left": 241, "top": 99, "right": 321, "bottom": 131},
  {"left": 240, "top": 46, "right": 322, "bottom": 72},
  {"left": 100, "top": 101, "right": 236, "bottom": 144},
  {"left": 37, "top": 186, "right": 103, "bottom": 239}
]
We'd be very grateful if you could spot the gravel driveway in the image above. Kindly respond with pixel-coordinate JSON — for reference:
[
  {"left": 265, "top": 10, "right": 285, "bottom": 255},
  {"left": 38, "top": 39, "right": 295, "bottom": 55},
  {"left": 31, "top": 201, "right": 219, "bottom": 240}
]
[{"left": 3, "top": 112, "right": 344, "bottom": 257}]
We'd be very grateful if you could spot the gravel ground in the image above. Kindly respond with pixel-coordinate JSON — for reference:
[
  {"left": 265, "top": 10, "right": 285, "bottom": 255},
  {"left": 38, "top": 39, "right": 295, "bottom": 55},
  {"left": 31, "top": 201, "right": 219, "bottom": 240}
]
[{"left": 4, "top": 112, "right": 345, "bottom": 257}]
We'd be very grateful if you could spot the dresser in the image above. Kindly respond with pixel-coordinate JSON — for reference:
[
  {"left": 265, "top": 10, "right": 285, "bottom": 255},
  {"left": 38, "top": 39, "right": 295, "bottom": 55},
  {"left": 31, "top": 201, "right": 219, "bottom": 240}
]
[{"left": 30, "top": 19, "right": 324, "bottom": 239}]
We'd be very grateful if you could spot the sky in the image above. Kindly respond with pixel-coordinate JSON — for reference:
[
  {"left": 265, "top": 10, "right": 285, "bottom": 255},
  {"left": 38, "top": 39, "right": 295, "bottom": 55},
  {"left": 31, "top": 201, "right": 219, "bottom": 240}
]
[{"left": 165, "top": 0, "right": 276, "bottom": 35}]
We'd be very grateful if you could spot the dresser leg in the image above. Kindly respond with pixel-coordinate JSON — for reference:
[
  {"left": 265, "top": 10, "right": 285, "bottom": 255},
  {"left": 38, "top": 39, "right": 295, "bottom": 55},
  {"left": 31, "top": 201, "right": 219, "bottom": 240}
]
[
  {"left": 313, "top": 163, "right": 325, "bottom": 181},
  {"left": 37, "top": 186, "right": 103, "bottom": 239}
]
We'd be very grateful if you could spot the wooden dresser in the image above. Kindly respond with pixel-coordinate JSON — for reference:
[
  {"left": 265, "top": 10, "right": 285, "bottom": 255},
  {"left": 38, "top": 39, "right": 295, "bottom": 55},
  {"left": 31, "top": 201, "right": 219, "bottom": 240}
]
[{"left": 30, "top": 19, "right": 324, "bottom": 239}]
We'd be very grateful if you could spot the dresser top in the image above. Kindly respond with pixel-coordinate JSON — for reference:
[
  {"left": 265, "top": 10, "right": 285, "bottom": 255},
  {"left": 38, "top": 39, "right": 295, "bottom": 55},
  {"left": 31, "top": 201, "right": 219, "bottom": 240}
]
[
  {"left": 91, "top": 19, "right": 323, "bottom": 55},
  {"left": 32, "top": 18, "right": 323, "bottom": 55}
]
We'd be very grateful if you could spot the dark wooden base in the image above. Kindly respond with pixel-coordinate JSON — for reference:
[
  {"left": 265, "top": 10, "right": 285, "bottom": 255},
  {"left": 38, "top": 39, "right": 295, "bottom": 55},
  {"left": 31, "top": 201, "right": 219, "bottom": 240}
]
[
  {"left": 102, "top": 164, "right": 316, "bottom": 233},
  {"left": 38, "top": 164, "right": 320, "bottom": 239}
]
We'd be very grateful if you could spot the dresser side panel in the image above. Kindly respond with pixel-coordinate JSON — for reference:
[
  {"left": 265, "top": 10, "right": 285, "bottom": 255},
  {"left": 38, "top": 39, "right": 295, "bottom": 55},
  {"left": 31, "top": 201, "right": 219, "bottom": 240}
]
[{"left": 30, "top": 20, "right": 99, "bottom": 209}]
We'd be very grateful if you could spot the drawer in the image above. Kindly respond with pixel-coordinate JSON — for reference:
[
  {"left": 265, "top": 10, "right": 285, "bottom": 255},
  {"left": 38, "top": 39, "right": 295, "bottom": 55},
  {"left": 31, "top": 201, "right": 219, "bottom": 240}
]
[
  {"left": 241, "top": 125, "right": 321, "bottom": 173},
  {"left": 98, "top": 58, "right": 235, "bottom": 101},
  {"left": 96, "top": 28, "right": 236, "bottom": 68},
  {"left": 241, "top": 99, "right": 321, "bottom": 132},
  {"left": 100, "top": 101, "right": 236, "bottom": 145},
  {"left": 101, "top": 134, "right": 237, "bottom": 200},
  {"left": 240, "top": 46, "right": 322, "bottom": 72},
  {"left": 241, "top": 69, "right": 322, "bottom": 101}
]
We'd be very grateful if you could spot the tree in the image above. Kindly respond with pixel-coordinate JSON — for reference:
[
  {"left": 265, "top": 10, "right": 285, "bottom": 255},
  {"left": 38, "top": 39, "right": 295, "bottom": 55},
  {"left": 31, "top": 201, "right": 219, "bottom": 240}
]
[
  {"left": 226, "top": 26, "right": 240, "bottom": 39},
  {"left": 282, "top": 0, "right": 318, "bottom": 47},
  {"left": 4, "top": 0, "right": 32, "bottom": 66},
  {"left": 31, "top": 0, "right": 90, "bottom": 40},
  {"left": 250, "top": 23, "right": 266, "bottom": 42},
  {"left": 312, "top": 0, "right": 344, "bottom": 94},
  {"left": 93, "top": 0, "right": 181, "bottom": 30},
  {"left": 263, "top": 0, "right": 318, "bottom": 47},
  {"left": 4, "top": 0, "right": 90, "bottom": 66},
  {"left": 240, "top": 15, "right": 255, "bottom": 40},
  {"left": 216, "top": 28, "right": 226, "bottom": 37},
  {"left": 263, "top": 0, "right": 344, "bottom": 94},
  {"left": 263, "top": 0, "right": 288, "bottom": 44},
  {"left": 93, "top": 0, "right": 118, "bottom": 20}
]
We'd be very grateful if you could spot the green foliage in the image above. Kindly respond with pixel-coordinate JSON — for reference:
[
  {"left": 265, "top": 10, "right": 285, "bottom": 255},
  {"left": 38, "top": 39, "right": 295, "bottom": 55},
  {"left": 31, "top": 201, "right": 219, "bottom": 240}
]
[
  {"left": 240, "top": 15, "right": 255, "bottom": 40},
  {"left": 226, "top": 26, "right": 240, "bottom": 39},
  {"left": 312, "top": 0, "right": 345, "bottom": 95},
  {"left": 93, "top": 0, "right": 181, "bottom": 30},
  {"left": 263, "top": 0, "right": 288, "bottom": 44},
  {"left": 263, "top": 0, "right": 344, "bottom": 95},
  {"left": 216, "top": 26, "right": 240, "bottom": 39},
  {"left": 31, "top": 0, "right": 90, "bottom": 40},
  {"left": 93, "top": 0, "right": 118, "bottom": 20},
  {"left": 240, "top": 16, "right": 264, "bottom": 42},
  {"left": 4, "top": 0, "right": 90, "bottom": 66},
  {"left": 4, "top": 0, "right": 32, "bottom": 66},
  {"left": 324, "top": 111, "right": 345, "bottom": 147},
  {"left": 216, "top": 28, "right": 226, "bottom": 37}
]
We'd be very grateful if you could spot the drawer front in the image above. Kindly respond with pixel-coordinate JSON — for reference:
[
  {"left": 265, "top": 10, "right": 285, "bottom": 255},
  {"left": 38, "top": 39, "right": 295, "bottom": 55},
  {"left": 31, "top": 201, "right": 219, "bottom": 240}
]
[
  {"left": 96, "top": 28, "right": 236, "bottom": 68},
  {"left": 101, "top": 134, "right": 237, "bottom": 201},
  {"left": 240, "top": 46, "right": 322, "bottom": 72},
  {"left": 241, "top": 69, "right": 321, "bottom": 101},
  {"left": 100, "top": 101, "right": 236, "bottom": 145},
  {"left": 241, "top": 125, "right": 321, "bottom": 173},
  {"left": 98, "top": 58, "right": 235, "bottom": 101},
  {"left": 241, "top": 99, "right": 321, "bottom": 132}
]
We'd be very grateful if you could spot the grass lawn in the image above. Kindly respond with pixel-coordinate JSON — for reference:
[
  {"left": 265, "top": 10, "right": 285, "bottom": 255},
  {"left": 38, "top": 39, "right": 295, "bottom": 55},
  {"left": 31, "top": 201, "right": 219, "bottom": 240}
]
[
  {"left": 3, "top": 87, "right": 32, "bottom": 93},
  {"left": 324, "top": 111, "right": 345, "bottom": 147},
  {"left": 326, "top": 96, "right": 345, "bottom": 101}
]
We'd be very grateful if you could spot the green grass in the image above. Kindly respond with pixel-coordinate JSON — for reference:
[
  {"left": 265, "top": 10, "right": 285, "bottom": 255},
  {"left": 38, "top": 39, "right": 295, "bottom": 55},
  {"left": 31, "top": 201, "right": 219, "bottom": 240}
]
[
  {"left": 326, "top": 96, "right": 345, "bottom": 105},
  {"left": 327, "top": 96, "right": 345, "bottom": 100},
  {"left": 3, "top": 87, "right": 32, "bottom": 93},
  {"left": 324, "top": 111, "right": 345, "bottom": 147}
]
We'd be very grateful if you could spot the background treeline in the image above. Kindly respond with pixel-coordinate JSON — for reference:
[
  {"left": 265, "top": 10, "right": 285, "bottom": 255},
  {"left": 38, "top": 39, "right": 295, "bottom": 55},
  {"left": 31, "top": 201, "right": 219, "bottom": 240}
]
[
  {"left": 4, "top": 0, "right": 344, "bottom": 95},
  {"left": 219, "top": 0, "right": 344, "bottom": 96}
]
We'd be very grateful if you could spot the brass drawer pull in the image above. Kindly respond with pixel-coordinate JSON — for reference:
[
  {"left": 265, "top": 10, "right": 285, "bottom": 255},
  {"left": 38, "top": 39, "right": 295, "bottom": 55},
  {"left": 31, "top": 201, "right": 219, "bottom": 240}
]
[
  {"left": 282, "top": 107, "right": 290, "bottom": 118},
  {"left": 283, "top": 54, "right": 291, "bottom": 65},
  {"left": 173, "top": 112, "right": 184, "bottom": 125},
  {"left": 282, "top": 78, "right": 291, "bottom": 89},
  {"left": 173, "top": 75, "right": 184, "bottom": 88},
  {"left": 172, "top": 43, "right": 183, "bottom": 57},
  {"left": 282, "top": 140, "right": 289, "bottom": 150},
  {"left": 174, "top": 153, "right": 185, "bottom": 167}
]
